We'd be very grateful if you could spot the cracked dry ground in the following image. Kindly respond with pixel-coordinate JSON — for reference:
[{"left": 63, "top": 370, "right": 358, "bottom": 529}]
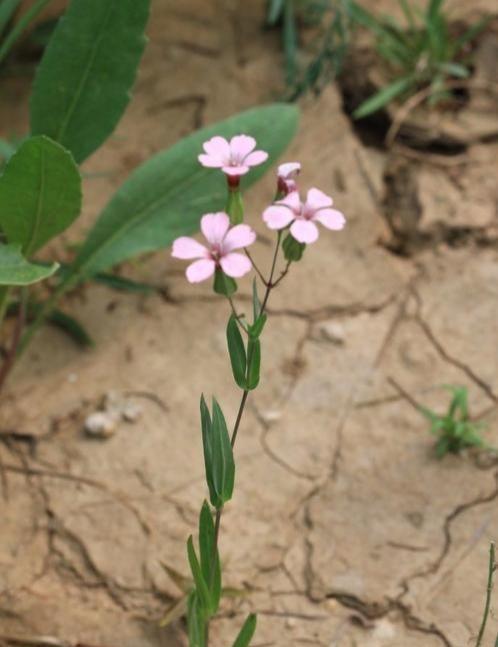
[{"left": 1, "top": 1, "right": 498, "bottom": 646}]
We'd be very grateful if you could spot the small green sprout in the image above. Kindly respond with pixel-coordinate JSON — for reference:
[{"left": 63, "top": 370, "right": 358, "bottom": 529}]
[
  {"left": 350, "top": 0, "right": 489, "bottom": 118},
  {"left": 420, "top": 385, "right": 489, "bottom": 458}
]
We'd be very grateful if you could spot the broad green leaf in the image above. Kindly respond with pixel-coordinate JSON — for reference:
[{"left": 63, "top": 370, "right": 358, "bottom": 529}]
[
  {"left": 232, "top": 613, "right": 257, "bottom": 647},
  {"left": 66, "top": 103, "right": 299, "bottom": 281},
  {"left": 30, "top": 0, "right": 151, "bottom": 163},
  {"left": 211, "top": 398, "right": 235, "bottom": 507},
  {"left": 0, "top": 243, "right": 58, "bottom": 286},
  {"left": 199, "top": 502, "right": 221, "bottom": 614},
  {"left": 187, "top": 536, "right": 212, "bottom": 616},
  {"left": 246, "top": 338, "right": 261, "bottom": 390},
  {"left": 353, "top": 76, "right": 414, "bottom": 119},
  {"left": 227, "top": 315, "right": 247, "bottom": 389},
  {"left": 0, "top": 135, "right": 81, "bottom": 256}
]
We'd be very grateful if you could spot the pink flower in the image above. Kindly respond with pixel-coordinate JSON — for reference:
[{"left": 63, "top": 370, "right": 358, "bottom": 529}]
[
  {"left": 198, "top": 135, "right": 268, "bottom": 177},
  {"left": 172, "top": 212, "right": 256, "bottom": 283},
  {"left": 278, "top": 162, "right": 301, "bottom": 195},
  {"left": 263, "top": 188, "right": 346, "bottom": 244}
]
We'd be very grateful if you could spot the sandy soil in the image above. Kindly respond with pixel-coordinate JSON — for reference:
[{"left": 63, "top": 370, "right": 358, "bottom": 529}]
[{"left": 1, "top": 1, "right": 498, "bottom": 646}]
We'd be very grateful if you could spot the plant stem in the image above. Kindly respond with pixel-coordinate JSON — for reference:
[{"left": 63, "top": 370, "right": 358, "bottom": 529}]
[
  {"left": 17, "top": 277, "right": 72, "bottom": 357},
  {"left": 476, "top": 541, "right": 496, "bottom": 647},
  {"left": 0, "top": 287, "right": 26, "bottom": 394},
  {"left": 205, "top": 233, "right": 285, "bottom": 645}
]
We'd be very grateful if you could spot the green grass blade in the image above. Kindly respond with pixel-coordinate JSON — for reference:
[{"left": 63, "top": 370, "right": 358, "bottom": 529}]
[
  {"left": 0, "top": 0, "right": 52, "bottom": 66},
  {"left": 353, "top": 76, "right": 414, "bottom": 118}
]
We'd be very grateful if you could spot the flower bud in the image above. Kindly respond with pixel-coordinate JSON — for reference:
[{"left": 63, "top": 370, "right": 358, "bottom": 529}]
[{"left": 276, "top": 162, "right": 301, "bottom": 199}]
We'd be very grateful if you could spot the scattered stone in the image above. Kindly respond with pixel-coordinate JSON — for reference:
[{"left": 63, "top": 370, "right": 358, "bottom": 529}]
[
  {"left": 316, "top": 321, "right": 346, "bottom": 345},
  {"left": 84, "top": 411, "right": 118, "bottom": 439}
]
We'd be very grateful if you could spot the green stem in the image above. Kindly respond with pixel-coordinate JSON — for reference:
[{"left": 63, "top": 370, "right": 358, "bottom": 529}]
[
  {"left": 476, "top": 541, "right": 496, "bottom": 647},
  {"left": 17, "top": 276, "right": 73, "bottom": 357},
  {"left": 205, "top": 233, "right": 284, "bottom": 646},
  {"left": 0, "top": 0, "right": 53, "bottom": 66}
]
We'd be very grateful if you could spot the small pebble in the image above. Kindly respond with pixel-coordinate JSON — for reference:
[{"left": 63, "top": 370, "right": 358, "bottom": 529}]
[{"left": 84, "top": 412, "right": 118, "bottom": 439}]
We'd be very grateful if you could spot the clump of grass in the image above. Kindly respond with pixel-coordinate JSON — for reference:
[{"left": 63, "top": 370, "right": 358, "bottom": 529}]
[
  {"left": 266, "top": 0, "right": 352, "bottom": 100},
  {"left": 349, "top": 0, "right": 489, "bottom": 118},
  {"left": 420, "top": 385, "right": 489, "bottom": 458}
]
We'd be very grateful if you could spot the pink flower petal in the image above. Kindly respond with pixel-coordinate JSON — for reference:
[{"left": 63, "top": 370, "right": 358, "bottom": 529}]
[
  {"left": 201, "top": 212, "right": 230, "bottom": 246},
  {"left": 262, "top": 204, "right": 295, "bottom": 230},
  {"left": 222, "top": 165, "right": 250, "bottom": 176},
  {"left": 202, "top": 136, "right": 230, "bottom": 160},
  {"left": 172, "top": 236, "right": 208, "bottom": 260},
  {"left": 219, "top": 253, "right": 252, "bottom": 278},
  {"left": 280, "top": 190, "right": 302, "bottom": 214},
  {"left": 222, "top": 224, "right": 256, "bottom": 252},
  {"left": 244, "top": 150, "right": 268, "bottom": 167},
  {"left": 278, "top": 162, "right": 301, "bottom": 179},
  {"left": 290, "top": 219, "right": 319, "bottom": 244},
  {"left": 198, "top": 153, "right": 224, "bottom": 168},
  {"left": 306, "top": 187, "right": 333, "bottom": 211},
  {"left": 313, "top": 208, "right": 346, "bottom": 231},
  {"left": 186, "top": 259, "right": 216, "bottom": 283},
  {"left": 230, "top": 135, "right": 256, "bottom": 160}
]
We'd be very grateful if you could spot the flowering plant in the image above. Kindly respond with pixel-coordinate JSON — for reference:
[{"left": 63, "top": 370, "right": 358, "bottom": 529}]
[{"left": 171, "top": 135, "right": 345, "bottom": 646}]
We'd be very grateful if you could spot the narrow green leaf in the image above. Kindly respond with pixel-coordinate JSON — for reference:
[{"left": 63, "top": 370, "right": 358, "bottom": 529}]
[
  {"left": 232, "top": 613, "right": 257, "bottom": 647},
  {"left": 64, "top": 104, "right": 299, "bottom": 281},
  {"left": 211, "top": 398, "right": 235, "bottom": 506},
  {"left": 187, "top": 536, "right": 212, "bottom": 615},
  {"left": 47, "top": 308, "right": 94, "bottom": 347},
  {"left": 353, "top": 76, "right": 414, "bottom": 119},
  {"left": 0, "top": 0, "right": 22, "bottom": 36},
  {"left": 0, "top": 135, "right": 81, "bottom": 256},
  {"left": 227, "top": 315, "right": 247, "bottom": 389},
  {"left": 200, "top": 395, "right": 219, "bottom": 509},
  {"left": 0, "top": 0, "right": 52, "bottom": 66},
  {"left": 0, "top": 243, "right": 58, "bottom": 286},
  {"left": 187, "top": 591, "right": 206, "bottom": 647},
  {"left": 30, "top": 0, "right": 151, "bottom": 163},
  {"left": 438, "top": 62, "right": 469, "bottom": 78},
  {"left": 248, "top": 313, "right": 267, "bottom": 339},
  {"left": 427, "top": 0, "right": 444, "bottom": 22},
  {"left": 267, "top": 0, "right": 285, "bottom": 25},
  {"left": 199, "top": 502, "right": 221, "bottom": 614},
  {"left": 246, "top": 338, "right": 261, "bottom": 390}
]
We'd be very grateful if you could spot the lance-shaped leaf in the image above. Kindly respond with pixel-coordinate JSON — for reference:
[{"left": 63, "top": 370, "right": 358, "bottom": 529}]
[
  {"left": 199, "top": 502, "right": 221, "bottom": 614},
  {"left": 246, "top": 338, "right": 261, "bottom": 390},
  {"left": 0, "top": 136, "right": 81, "bottom": 256},
  {"left": 187, "top": 536, "right": 212, "bottom": 616},
  {"left": 232, "top": 613, "right": 257, "bottom": 647},
  {"left": 187, "top": 591, "right": 206, "bottom": 647},
  {"left": 0, "top": 243, "right": 58, "bottom": 286},
  {"left": 64, "top": 103, "right": 299, "bottom": 282},
  {"left": 227, "top": 315, "right": 247, "bottom": 389},
  {"left": 211, "top": 398, "right": 235, "bottom": 506},
  {"left": 30, "top": 0, "right": 151, "bottom": 164},
  {"left": 200, "top": 395, "right": 236, "bottom": 509}
]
